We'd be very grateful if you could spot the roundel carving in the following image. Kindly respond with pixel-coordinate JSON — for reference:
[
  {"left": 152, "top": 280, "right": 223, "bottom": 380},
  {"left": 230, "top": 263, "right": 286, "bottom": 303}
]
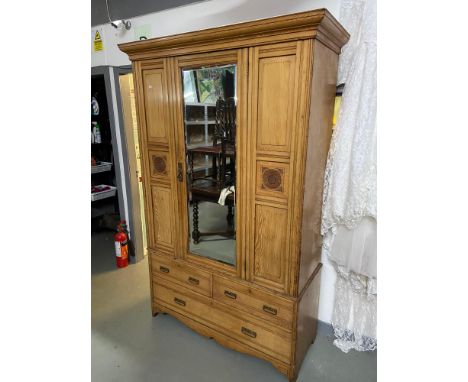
[
  {"left": 262, "top": 167, "right": 283, "bottom": 192},
  {"left": 153, "top": 155, "right": 167, "bottom": 175}
]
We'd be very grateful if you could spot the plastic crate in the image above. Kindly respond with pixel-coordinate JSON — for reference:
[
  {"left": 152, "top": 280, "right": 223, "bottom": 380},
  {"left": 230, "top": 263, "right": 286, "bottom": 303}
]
[
  {"left": 91, "top": 161, "right": 112, "bottom": 174},
  {"left": 91, "top": 185, "right": 117, "bottom": 202}
]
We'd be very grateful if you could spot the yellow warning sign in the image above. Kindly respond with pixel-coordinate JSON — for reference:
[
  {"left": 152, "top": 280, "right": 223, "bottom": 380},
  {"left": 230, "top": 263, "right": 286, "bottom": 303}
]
[{"left": 94, "top": 30, "right": 103, "bottom": 52}]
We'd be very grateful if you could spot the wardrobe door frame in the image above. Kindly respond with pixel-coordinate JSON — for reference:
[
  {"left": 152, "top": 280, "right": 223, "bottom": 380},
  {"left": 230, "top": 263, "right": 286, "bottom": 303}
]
[
  {"left": 133, "top": 58, "right": 182, "bottom": 256},
  {"left": 245, "top": 40, "right": 313, "bottom": 295},
  {"left": 170, "top": 49, "right": 249, "bottom": 279},
  {"left": 132, "top": 58, "right": 183, "bottom": 313}
]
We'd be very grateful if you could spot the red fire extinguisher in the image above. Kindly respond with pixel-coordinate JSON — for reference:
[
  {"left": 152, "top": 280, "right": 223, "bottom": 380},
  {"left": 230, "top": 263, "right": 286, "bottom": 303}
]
[{"left": 114, "top": 220, "right": 129, "bottom": 268}]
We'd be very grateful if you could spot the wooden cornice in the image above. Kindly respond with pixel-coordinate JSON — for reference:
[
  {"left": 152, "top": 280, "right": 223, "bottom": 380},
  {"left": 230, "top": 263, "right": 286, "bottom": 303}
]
[{"left": 119, "top": 9, "right": 349, "bottom": 61}]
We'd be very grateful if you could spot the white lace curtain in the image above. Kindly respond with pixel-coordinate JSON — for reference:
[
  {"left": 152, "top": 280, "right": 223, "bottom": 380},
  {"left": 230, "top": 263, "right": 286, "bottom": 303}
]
[{"left": 321, "top": 0, "right": 377, "bottom": 352}]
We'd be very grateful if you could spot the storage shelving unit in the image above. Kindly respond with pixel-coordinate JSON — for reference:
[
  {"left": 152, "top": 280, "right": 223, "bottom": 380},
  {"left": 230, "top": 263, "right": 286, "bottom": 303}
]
[
  {"left": 91, "top": 74, "right": 119, "bottom": 224},
  {"left": 184, "top": 102, "right": 216, "bottom": 174}
]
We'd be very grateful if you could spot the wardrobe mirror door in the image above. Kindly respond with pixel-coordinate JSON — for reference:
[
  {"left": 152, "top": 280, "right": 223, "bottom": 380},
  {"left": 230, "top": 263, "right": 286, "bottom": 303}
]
[{"left": 182, "top": 64, "right": 237, "bottom": 266}]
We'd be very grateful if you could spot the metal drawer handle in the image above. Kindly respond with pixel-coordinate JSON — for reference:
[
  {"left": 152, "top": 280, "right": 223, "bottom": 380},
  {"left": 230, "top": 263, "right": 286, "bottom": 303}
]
[
  {"left": 224, "top": 290, "right": 237, "bottom": 299},
  {"left": 159, "top": 266, "right": 170, "bottom": 274},
  {"left": 241, "top": 327, "right": 257, "bottom": 338},
  {"left": 174, "top": 297, "right": 186, "bottom": 307},
  {"left": 262, "top": 305, "right": 278, "bottom": 316},
  {"left": 188, "top": 276, "right": 199, "bottom": 285}
]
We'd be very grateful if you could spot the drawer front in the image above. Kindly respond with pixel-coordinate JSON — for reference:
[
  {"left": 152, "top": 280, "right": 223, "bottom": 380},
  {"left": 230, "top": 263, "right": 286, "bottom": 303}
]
[
  {"left": 151, "top": 255, "right": 211, "bottom": 297},
  {"left": 213, "top": 276, "right": 294, "bottom": 329},
  {"left": 153, "top": 282, "right": 292, "bottom": 363}
]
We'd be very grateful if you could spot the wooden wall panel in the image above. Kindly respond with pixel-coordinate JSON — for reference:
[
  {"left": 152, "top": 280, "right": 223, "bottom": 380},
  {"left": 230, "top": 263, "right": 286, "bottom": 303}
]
[
  {"left": 297, "top": 41, "right": 338, "bottom": 293},
  {"left": 135, "top": 59, "right": 180, "bottom": 259},
  {"left": 293, "top": 264, "right": 321, "bottom": 377},
  {"left": 256, "top": 55, "right": 296, "bottom": 153},
  {"left": 151, "top": 185, "right": 175, "bottom": 250},
  {"left": 247, "top": 42, "right": 303, "bottom": 295},
  {"left": 253, "top": 203, "right": 288, "bottom": 291},
  {"left": 142, "top": 70, "right": 168, "bottom": 144}
]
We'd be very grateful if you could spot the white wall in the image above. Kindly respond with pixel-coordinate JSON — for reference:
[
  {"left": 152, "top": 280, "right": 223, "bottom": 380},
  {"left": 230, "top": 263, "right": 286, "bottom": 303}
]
[
  {"left": 91, "top": 0, "right": 342, "bottom": 324},
  {"left": 92, "top": 0, "right": 341, "bottom": 67}
]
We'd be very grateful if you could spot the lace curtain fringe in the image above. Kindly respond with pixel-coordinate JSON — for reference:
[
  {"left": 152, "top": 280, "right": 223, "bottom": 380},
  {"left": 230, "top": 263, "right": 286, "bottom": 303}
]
[
  {"left": 321, "top": 0, "right": 377, "bottom": 353},
  {"left": 331, "top": 265, "right": 377, "bottom": 353}
]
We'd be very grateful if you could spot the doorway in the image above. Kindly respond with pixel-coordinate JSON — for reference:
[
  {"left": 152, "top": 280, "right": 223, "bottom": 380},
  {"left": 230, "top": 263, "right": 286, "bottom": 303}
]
[{"left": 119, "top": 73, "right": 148, "bottom": 259}]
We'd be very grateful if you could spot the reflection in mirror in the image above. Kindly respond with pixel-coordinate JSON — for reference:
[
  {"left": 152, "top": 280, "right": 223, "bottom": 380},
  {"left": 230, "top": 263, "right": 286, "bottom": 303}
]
[{"left": 182, "top": 65, "right": 237, "bottom": 266}]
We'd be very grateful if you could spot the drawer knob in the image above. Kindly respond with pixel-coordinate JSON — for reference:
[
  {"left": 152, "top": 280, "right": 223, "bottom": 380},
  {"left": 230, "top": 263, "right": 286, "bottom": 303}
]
[
  {"left": 174, "top": 297, "right": 186, "bottom": 307},
  {"left": 159, "top": 266, "right": 170, "bottom": 274},
  {"left": 224, "top": 290, "right": 237, "bottom": 299},
  {"left": 262, "top": 305, "right": 278, "bottom": 316},
  {"left": 188, "top": 277, "right": 200, "bottom": 285},
  {"left": 241, "top": 327, "right": 257, "bottom": 338}
]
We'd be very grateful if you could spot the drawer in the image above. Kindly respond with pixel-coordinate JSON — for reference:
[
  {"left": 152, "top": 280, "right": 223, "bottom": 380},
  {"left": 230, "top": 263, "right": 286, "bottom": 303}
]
[
  {"left": 213, "top": 276, "right": 294, "bottom": 330},
  {"left": 153, "top": 282, "right": 292, "bottom": 364},
  {"left": 151, "top": 255, "right": 212, "bottom": 297}
]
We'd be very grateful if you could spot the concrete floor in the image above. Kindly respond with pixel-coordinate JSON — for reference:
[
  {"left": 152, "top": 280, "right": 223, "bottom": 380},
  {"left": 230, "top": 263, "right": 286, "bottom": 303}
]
[{"left": 92, "top": 231, "right": 377, "bottom": 382}]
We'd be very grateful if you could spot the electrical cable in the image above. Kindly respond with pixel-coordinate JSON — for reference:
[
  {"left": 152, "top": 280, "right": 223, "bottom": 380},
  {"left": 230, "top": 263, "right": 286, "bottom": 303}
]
[{"left": 105, "top": 0, "right": 113, "bottom": 23}]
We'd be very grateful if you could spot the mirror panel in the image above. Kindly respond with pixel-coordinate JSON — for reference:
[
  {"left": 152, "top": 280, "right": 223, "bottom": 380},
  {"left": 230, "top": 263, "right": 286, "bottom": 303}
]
[{"left": 182, "top": 65, "right": 237, "bottom": 266}]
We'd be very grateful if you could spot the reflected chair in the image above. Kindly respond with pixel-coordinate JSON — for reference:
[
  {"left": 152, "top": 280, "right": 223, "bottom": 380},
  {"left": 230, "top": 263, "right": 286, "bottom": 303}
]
[{"left": 187, "top": 97, "right": 236, "bottom": 243}]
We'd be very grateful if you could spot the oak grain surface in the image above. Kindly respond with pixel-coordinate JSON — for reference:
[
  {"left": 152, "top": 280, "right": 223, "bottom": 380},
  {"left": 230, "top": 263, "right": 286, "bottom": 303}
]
[{"left": 120, "top": 9, "right": 348, "bottom": 381}]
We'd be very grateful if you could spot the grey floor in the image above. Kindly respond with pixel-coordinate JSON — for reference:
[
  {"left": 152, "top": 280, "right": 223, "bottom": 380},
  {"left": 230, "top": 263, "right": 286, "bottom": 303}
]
[{"left": 92, "top": 231, "right": 376, "bottom": 382}]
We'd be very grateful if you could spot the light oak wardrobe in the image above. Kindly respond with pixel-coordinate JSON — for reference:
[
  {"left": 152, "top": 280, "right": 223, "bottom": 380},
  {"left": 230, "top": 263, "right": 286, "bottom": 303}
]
[{"left": 119, "top": 9, "right": 348, "bottom": 381}]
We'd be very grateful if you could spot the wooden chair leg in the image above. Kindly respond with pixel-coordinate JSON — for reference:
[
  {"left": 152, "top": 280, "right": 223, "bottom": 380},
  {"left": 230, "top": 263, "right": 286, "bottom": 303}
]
[
  {"left": 212, "top": 156, "right": 217, "bottom": 178},
  {"left": 227, "top": 204, "right": 234, "bottom": 226},
  {"left": 192, "top": 200, "right": 200, "bottom": 244}
]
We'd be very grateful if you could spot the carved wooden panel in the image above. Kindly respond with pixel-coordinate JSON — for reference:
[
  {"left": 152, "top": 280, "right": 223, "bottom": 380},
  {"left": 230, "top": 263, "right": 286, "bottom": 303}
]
[
  {"left": 143, "top": 69, "right": 168, "bottom": 144},
  {"left": 151, "top": 185, "right": 175, "bottom": 250},
  {"left": 149, "top": 151, "right": 171, "bottom": 181},
  {"left": 153, "top": 156, "right": 167, "bottom": 174},
  {"left": 253, "top": 203, "right": 289, "bottom": 291},
  {"left": 256, "top": 161, "right": 290, "bottom": 201},
  {"left": 262, "top": 168, "right": 283, "bottom": 191},
  {"left": 255, "top": 55, "right": 296, "bottom": 154}
]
